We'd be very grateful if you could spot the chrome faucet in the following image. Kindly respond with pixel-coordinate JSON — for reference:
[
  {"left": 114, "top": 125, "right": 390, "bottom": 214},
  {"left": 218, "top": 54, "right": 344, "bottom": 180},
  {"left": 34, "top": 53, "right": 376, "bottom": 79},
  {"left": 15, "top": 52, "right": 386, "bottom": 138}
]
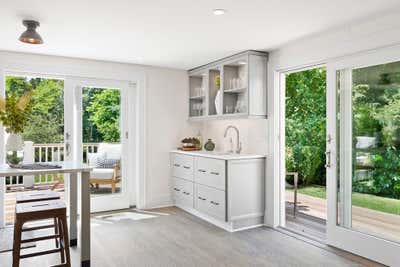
[{"left": 223, "top": 125, "right": 242, "bottom": 154}]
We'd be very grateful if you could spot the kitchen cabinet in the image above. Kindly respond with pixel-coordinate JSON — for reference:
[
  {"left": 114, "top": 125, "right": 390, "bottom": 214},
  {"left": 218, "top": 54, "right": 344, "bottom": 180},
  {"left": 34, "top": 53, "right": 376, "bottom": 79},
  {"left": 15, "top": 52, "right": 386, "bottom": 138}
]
[
  {"left": 188, "top": 50, "right": 268, "bottom": 121},
  {"left": 170, "top": 150, "right": 266, "bottom": 232}
]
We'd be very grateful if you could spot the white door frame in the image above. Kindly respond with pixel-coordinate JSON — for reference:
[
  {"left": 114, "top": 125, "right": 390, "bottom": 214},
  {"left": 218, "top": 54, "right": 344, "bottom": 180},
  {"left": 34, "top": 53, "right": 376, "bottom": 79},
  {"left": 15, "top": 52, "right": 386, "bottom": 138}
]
[
  {"left": 326, "top": 45, "right": 400, "bottom": 266},
  {"left": 65, "top": 77, "right": 133, "bottom": 212},
  {"left": 0, "top": 66, "right": 147, "bottom": 213},
  {"left": 277, "top": 64, "right": 326, "bottom": 228}
]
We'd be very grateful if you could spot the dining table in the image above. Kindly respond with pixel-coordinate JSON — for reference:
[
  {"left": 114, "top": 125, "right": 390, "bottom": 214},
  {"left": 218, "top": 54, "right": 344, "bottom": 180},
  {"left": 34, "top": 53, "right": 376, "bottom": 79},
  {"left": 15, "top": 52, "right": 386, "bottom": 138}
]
[{"left": 0, "top": 161, "right": 92, "bottom": 267}]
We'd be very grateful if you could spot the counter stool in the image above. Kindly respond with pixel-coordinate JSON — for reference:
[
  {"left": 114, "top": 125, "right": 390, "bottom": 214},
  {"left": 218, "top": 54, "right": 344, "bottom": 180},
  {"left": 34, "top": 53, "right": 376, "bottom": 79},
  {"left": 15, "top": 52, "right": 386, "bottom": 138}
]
[
  {"left": 16, "top": 190, "right": 61, "bottom": 248},
  {"left": 13, "top": 200, "right": 71, "bottom": 267}
]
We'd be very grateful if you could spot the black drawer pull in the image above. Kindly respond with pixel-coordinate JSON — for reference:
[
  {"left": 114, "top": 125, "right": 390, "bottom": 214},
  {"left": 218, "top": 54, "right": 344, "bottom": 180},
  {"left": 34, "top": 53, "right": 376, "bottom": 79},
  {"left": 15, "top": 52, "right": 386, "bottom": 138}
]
[
  {"left": 173, "top": 188, "right": 181, "bottom": 192},
  {"left": 210, "top": 201, "right": 219, "bottom": 206},
  {"left": 198, "top": 169, "right": 206, "bottom": 173},
  {"left": 183, "top": 166, "right": 191, "bottom": 169},
  {"left": 210, "top": 171, "right": 219, "bottom": 175},
  {"left": 183, "top": 192, "right": 190, "bottom": 195},
  {"left": 174, "top": 164, "right": 180, "bottom": 167},
  {"left": 198, "top": 197, "right": 206, "bottom": 201}
]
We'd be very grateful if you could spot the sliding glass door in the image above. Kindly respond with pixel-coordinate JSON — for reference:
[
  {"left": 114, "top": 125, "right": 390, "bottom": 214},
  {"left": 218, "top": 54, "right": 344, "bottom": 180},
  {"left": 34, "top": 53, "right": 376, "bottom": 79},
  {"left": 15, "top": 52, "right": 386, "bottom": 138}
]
[{"left": 326, "top": 47, "right": 400, "bottom": 266}]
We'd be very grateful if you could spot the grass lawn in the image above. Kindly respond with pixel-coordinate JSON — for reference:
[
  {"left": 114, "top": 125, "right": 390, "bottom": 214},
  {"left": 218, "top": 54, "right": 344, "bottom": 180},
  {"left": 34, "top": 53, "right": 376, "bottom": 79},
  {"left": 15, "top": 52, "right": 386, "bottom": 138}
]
[{"left": 290, "top": 185, "right": 400, "bottom": 216}]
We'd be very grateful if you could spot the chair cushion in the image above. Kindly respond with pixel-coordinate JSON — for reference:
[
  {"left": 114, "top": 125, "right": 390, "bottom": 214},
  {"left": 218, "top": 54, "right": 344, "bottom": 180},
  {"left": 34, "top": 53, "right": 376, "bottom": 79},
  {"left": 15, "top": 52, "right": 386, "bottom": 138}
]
[
  {"left": 90, "top": 168, "right": 114, "bottom": 179},
  {"left": 87, "top": 152, "right": 106, "bottom": 167},
  {"left": 97, "top": 143, "right": 121, "bottom": 160},
  {"left": 96, "top": 158, "right": 120, "bottom": 169}
]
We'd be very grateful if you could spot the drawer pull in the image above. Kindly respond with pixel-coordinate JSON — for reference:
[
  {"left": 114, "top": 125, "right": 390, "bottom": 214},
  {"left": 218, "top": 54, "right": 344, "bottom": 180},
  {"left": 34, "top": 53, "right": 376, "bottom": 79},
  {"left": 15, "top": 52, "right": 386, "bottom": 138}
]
[
  {"left": 198, "top": 197, "right": 206, "bottom": 201},
  {"left": 210, "top": 171, "right": 220, "bottom": 175},
  {"left": 173, "top": 164, "right": 181, "bottom": 167},
  {"left": 198, "top": 169, "right": 206, "bottom": 173},
  {"left": 183, "top": 166, "right": 191, "bottom": 169},
  {"left": 210, "top": 201, "right": 220, "bottom": 206},
  {"left": 183, "top": 192, "right": 190, "bottom": 195},
  {"left": 173, "top": 188, "right": 181, "bottom": 192}
]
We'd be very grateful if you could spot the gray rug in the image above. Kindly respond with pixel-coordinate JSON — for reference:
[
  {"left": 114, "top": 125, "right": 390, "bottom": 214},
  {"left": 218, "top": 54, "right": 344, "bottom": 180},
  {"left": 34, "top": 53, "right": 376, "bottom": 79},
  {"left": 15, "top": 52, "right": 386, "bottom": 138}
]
[{"left": 0, "top": 226, "right": 36, "bottom": 253}]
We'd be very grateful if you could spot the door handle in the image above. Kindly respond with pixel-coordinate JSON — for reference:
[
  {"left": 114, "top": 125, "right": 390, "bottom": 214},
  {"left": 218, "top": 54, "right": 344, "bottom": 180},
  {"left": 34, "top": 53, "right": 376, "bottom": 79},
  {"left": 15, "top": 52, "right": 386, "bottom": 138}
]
[
  {"left": 198, "top": 169, "right": 206, "bottom": 173},
  {"left": 210, "top": 171, "right": 219, "bottom": 175},
  {"left": 325, "top": 150, "right": 331, "bottom": 168},
  {"left": 66, "top": 143, "right": 71, "bottom": 157}
]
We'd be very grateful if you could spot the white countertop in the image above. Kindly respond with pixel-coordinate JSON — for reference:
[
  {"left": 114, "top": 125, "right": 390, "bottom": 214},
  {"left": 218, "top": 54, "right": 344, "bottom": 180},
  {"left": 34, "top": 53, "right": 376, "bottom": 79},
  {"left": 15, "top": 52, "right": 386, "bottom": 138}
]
[
  {"left": 0, "top": 161, "right": 92, "bottom": 176},
  {"left": 171, "top": 150, "right": 266, "bottom": 160}
]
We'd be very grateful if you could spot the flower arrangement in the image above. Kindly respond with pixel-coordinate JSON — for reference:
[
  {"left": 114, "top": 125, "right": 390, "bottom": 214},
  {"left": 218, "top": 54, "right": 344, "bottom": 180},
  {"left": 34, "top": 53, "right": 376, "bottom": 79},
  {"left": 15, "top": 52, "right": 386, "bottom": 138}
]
[{"left": 214, "top": 75, "right": 220, "bottom": 88}]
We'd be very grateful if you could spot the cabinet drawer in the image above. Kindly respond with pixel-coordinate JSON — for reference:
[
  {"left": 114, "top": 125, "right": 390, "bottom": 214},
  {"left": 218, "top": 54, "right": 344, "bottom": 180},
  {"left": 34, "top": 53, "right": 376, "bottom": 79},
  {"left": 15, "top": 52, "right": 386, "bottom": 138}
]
[
  {"left": 172, "top": 154, "right": 194, "bottom": 181},
  {"left": 173, "top": 177, "right": 194, "bottom": 209},
  {"left": 195, "top": 184, "right": 226, "bottom": 221},
  {"left": 195, "top": 157, "right": 226, "bottom": 190}
]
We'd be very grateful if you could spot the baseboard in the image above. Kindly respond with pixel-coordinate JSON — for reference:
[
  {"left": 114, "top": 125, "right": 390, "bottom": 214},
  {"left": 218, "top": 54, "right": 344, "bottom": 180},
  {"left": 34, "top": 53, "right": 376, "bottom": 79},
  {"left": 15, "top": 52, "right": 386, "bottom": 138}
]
[{"left": 145, "top": 194, "right": 173, "bottom": 209}]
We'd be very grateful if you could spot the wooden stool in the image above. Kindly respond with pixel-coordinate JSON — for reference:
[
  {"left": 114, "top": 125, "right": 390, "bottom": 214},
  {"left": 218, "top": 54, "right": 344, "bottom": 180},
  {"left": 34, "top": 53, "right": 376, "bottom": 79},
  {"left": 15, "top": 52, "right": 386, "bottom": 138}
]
[
  {"left": 13, "top": 200, "right": 71, "bottom": 267},
  {"left": 16, "top": 190, "right": 61, "bottom": 248}
]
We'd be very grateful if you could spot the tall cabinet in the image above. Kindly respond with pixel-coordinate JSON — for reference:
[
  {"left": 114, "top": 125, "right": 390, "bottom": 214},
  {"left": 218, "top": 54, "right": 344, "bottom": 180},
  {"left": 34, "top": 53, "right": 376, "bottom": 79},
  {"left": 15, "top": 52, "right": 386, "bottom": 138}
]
[{"left": 188, "top": 50, "right": 268, "bottom": 120}]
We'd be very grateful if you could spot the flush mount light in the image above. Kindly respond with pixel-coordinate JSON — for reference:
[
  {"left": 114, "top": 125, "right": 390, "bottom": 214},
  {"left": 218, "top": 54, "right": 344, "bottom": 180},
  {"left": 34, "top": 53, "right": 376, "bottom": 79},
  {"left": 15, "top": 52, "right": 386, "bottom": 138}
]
[
  {"left": 19, "top": 20, "right": 43, "bottom": 44},
  {"left": 213, "top": 9, "right": 226, "bottom": 15}
]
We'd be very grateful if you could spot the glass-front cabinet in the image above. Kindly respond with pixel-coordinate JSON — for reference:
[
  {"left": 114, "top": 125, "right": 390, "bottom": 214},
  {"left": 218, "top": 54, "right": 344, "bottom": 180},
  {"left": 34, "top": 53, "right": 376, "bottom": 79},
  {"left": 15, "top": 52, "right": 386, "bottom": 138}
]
[{"left": 188, "top": 50, "right": 268, "bottom": 120}]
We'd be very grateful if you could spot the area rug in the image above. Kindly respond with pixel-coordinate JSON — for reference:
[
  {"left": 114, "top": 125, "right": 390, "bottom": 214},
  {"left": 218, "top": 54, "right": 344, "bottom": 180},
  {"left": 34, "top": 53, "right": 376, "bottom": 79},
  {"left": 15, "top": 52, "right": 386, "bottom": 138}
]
[
  {"left": 0, "top": 226, "right": 36, "bottom": 253},
  {"left": 95, "top": 211, "right": 158, "bottom": 223}
]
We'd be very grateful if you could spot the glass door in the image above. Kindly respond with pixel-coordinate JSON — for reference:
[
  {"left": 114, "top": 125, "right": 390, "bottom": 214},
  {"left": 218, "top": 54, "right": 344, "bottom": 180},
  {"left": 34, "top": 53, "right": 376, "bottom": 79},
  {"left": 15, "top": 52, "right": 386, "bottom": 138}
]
[
  {"left": 66, "top": 78, "right": 132, "bottom": 213},
  {"left": 326, "top": 49, "right": 400, "bottom": 266}
]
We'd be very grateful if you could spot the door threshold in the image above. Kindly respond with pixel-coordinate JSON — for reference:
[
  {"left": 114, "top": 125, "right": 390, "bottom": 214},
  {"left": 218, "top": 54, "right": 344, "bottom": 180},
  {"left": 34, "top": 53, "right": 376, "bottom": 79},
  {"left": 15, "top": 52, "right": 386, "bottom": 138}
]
[{"left": 276, "top": 227, "right": 385, "bottom": 266}]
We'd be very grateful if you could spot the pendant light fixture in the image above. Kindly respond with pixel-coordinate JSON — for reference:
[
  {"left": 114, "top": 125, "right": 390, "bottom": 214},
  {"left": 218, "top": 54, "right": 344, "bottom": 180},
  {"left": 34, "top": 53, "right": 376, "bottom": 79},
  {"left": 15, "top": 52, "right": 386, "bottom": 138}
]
[{"left": 19, "top": 20, "right": 43, "bottom": 44}]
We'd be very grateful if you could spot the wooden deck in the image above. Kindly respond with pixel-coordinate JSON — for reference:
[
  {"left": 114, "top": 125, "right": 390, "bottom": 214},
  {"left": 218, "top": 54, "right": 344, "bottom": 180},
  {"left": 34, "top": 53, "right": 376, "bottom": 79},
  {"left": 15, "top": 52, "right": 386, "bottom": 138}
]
[{"left": 286, "top": 191, "right": 400, "bottom": 243}]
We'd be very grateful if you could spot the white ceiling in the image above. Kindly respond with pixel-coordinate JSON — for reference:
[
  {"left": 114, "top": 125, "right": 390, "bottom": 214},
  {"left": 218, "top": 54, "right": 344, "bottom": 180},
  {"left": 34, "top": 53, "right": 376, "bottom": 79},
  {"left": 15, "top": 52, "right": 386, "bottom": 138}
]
[{"left": 1, "top": 0, "right": 400, "bottom": 70}]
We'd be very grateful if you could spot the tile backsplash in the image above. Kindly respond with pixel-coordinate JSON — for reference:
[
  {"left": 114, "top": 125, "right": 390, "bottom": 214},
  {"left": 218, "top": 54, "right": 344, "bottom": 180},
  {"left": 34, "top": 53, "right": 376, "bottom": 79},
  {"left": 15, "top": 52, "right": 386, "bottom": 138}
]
[{"left": 197, "top": 119, "right": 268, "bottom": 155}]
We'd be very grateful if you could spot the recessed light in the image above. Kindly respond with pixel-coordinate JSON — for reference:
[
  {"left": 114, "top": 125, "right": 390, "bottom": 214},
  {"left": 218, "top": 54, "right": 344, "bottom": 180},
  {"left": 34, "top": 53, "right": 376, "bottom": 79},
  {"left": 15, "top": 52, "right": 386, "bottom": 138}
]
[{"left": 213, "top": 9, "right": 226, "bottom": 15}]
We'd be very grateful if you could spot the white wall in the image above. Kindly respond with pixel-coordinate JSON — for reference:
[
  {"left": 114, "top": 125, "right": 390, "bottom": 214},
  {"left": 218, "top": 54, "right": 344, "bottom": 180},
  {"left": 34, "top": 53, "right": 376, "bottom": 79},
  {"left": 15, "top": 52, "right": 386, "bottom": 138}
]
[
  {"left": 265, "top": 9, "right": 400, "bottom": 226},
  {"left": 0, "top": 51, "right": 195, "bottom": 209},
  {"left": 197, "top": 119, "right": 268, "bottom": 155}
]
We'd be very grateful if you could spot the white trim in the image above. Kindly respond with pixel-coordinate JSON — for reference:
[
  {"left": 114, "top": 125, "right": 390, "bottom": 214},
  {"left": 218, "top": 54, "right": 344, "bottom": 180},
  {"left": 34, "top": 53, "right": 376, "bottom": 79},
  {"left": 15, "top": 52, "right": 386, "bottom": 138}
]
[{"left": 326, "top": 45, "right": 400, "bottom": 266}]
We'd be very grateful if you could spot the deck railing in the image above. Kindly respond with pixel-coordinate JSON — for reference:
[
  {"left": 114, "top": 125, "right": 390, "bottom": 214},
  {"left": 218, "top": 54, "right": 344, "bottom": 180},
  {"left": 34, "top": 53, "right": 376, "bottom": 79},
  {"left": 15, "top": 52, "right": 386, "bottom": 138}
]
[{"left": 6, "top": 142, "right": 100, "bottom": 188}]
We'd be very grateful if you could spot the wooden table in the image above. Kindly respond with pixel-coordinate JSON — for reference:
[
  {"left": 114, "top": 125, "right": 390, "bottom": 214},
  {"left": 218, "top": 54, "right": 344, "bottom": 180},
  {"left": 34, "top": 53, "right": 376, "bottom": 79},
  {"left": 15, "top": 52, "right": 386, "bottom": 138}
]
[{"left": 0, "top": 162, "right": 92, "bottom": 267}]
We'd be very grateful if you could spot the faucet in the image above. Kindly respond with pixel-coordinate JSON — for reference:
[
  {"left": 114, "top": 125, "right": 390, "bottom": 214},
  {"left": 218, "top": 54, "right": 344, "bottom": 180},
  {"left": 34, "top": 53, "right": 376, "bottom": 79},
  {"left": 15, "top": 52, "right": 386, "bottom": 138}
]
[{"left": 223, "top": 125, "right": 242, "bottom": 154}]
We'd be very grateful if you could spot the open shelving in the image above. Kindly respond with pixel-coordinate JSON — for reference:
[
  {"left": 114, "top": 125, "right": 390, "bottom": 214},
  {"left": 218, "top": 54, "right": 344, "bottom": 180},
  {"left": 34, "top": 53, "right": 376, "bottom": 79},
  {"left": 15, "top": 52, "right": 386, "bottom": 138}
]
[{"left": 188, "top": 50, "right": 268, "bottom": 120}]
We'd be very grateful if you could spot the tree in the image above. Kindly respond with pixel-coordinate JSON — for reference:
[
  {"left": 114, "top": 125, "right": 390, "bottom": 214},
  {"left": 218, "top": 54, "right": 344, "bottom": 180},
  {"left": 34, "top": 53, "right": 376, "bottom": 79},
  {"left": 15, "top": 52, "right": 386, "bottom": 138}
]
[
  {"left": 285, "top": 68, "right": 326, "bottom": 185},
  {"left": 86, "top": 89, "right": 120, "bottom": 142}
]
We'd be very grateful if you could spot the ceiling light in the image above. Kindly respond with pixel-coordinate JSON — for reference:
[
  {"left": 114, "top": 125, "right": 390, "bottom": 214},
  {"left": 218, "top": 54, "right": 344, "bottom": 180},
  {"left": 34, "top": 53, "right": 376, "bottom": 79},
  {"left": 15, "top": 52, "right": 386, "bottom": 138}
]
[
  {"left": 213, "top": 9, "right": 226, "bottom": 15},
  {"left": 19, "top": 20, "right": 43, "bottom": 44}
]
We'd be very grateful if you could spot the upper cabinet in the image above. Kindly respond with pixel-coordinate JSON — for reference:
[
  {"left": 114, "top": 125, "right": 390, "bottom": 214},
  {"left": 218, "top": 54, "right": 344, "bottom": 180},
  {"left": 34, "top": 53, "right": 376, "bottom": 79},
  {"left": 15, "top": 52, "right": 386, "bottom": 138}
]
[{"left": 188, "top": 50, "right": 268, "bottom": 120}]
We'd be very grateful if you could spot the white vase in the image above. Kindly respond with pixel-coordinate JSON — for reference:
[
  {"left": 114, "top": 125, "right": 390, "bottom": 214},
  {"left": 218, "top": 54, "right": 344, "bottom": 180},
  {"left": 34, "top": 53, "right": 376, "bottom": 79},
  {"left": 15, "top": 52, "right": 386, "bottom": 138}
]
[{"left": 6, "top": 133, "right": 24, "bottom": 165}]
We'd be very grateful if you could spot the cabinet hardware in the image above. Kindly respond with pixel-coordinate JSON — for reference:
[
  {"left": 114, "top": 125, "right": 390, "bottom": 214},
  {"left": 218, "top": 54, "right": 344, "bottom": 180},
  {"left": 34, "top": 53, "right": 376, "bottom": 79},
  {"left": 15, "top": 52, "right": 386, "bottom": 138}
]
[
  {"left": 183, "top": 166, "right": 190, "bottom": 169},
  {"left": 198, "top": 197, "right": 206, "bottom": 201},
  {"left": 183, "top": 192, "right": 190, "bottom": 195},
  {"left": 210, "top": 172, "right": 219, "bottom": 175},
  {"left": 174, "top": 164, "right": 180, "bottom": 167},
  {"left": 173, "top": 188, "right": 180, "bottom": 192},
  {"left": 198, "top": 169, "right": 206, "bottom": 173},
  {"left": 210, "top": 201, "right": 219, "bottom": 206}
]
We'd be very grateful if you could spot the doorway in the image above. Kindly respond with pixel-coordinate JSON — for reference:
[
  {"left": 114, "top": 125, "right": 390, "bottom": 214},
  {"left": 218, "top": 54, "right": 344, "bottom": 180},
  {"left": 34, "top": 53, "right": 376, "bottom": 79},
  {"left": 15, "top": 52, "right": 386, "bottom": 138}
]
[{"left": 281, "top": 67, "right": 327, "bottom": 241}]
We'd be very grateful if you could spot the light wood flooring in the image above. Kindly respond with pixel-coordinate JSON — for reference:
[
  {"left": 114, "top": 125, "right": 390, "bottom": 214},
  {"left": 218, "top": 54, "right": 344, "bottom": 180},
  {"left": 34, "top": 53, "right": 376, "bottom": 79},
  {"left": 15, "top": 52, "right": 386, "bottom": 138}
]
[{"left": 0, "top": 207, "right": 384, "bottom": 267}]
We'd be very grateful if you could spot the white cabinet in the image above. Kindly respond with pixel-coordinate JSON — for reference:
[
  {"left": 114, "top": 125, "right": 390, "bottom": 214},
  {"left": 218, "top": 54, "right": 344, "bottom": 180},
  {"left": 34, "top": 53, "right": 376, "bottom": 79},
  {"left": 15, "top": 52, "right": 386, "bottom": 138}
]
[
  {"left": 171, "top": 151, "right": 266, "bottom": 232},
  {"left": 188, "top": 50, "right": 268, "bottom": 120},
  {"left": 195, "top": 157, "right": 225, "bottom": 190}
]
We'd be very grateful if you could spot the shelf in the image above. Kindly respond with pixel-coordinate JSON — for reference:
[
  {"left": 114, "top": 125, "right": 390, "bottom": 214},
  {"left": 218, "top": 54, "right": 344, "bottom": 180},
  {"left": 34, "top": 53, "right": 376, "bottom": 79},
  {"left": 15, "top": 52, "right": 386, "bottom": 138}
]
[
  {"left": 224, "top": 87, "right": 247, "bottom": 94},
  {"left": 190, "top": 95, "right": 205, "bottom": 100}
]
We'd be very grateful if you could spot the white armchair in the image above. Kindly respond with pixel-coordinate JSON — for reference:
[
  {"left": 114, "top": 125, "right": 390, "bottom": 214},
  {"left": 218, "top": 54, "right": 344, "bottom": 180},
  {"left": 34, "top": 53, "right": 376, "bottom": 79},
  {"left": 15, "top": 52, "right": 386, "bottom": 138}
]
[{"left": 88, "top": 143, "right": 121, "bottom": 193}]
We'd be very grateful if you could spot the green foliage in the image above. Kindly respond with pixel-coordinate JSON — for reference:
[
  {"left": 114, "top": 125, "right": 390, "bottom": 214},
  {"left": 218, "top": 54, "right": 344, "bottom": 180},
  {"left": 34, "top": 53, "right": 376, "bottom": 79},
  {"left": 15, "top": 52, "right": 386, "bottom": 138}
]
[
  {"left": 0, "top": 92, "right": 33, "bottom": 134},
  {"left": 285, "top": 68, "right": 326, "bottom": 185},
  {"left": 86, "top": 89, "right": 120, "bottom": 142}
]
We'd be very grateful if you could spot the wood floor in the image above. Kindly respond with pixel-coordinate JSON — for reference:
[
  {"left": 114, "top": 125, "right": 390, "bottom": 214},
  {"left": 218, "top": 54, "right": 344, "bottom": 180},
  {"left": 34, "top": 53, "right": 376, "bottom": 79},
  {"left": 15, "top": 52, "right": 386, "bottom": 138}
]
[{"left": 0, "top": 207, "right": 384, "bottom": 267}]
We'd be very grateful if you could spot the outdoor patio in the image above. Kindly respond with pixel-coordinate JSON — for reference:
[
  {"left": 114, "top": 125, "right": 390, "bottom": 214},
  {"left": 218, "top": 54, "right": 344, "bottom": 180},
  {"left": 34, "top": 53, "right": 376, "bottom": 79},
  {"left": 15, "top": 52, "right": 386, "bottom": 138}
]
[{"left": 285, "top": 191, "right": 400, "bottom": 243}]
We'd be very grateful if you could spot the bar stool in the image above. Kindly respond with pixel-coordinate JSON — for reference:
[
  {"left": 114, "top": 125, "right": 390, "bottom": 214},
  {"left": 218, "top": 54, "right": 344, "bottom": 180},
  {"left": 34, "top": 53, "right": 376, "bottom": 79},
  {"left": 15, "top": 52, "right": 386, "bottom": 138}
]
[
  {"left": 13, "top": 200, "right": 71, "bottom": 267},
  {"left": 16, "top": 190, "right": 61, "bottom": 248}
]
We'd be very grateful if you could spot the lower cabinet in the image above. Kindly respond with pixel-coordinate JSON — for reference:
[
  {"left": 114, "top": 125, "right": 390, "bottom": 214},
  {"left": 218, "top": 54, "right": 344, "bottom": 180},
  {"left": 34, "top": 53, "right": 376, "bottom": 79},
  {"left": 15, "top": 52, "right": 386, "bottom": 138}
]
[
  {"left": 195, "top": 184, "right": 226, "bottom": 221},
  {"left": 172, "top": 177, "right": 194, "bottom": 209},
  {"left": 171, "top": 152, "right": 265, "bottom": 232}
]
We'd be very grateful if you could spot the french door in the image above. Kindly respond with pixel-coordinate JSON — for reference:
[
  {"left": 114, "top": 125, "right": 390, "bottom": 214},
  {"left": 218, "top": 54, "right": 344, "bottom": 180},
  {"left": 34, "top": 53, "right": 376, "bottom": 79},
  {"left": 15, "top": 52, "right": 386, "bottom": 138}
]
[
  {"left": 326, "top": 46, "right": 400, "bottom": 266},
  {"left": 65, "top": 78, "right": 133, "bottom": 213}
]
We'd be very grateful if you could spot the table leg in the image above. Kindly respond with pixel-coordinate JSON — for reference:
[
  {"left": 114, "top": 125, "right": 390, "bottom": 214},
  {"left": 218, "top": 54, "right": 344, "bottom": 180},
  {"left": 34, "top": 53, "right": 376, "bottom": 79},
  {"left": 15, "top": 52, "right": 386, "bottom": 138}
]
[
  {"left": 80, "top": 171, "right": 91, "bottom": 267},
  {"left": 68, "top": 173, "right": 78, "bottom": 246},
  {"left": 0, "top": 176, "right": 4, "bottom": 227}
]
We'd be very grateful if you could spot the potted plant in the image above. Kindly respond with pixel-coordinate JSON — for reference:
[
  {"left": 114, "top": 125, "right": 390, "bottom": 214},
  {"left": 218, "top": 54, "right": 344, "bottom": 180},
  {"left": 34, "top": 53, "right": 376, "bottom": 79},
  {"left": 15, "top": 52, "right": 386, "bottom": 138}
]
[{"left": 0, "top": 91, "right": 33, "bottom": 165}]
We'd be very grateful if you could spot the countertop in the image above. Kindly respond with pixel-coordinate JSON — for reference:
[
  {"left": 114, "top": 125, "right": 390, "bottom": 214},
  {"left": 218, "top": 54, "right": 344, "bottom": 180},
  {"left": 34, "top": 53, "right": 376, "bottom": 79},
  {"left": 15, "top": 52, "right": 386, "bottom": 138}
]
[{"left": 171, "top": 150, "right": 266, "bottom": 160}]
